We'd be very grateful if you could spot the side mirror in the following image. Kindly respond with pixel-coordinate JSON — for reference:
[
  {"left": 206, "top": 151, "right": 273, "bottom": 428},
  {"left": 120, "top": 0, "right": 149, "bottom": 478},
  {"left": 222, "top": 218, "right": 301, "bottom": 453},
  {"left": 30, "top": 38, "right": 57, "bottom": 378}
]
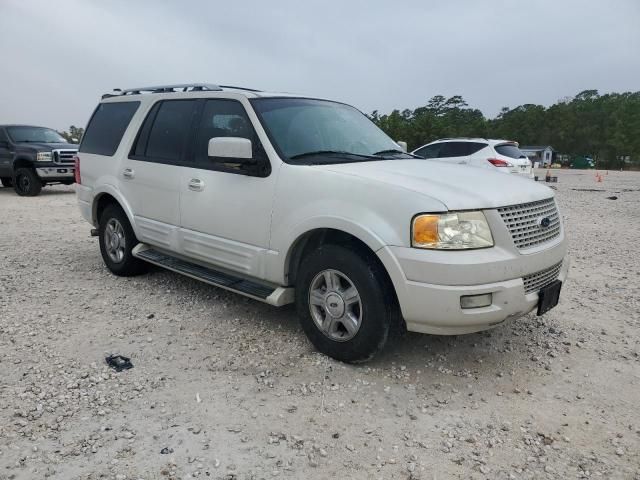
[
  {"left": 396, "top": 141, "right": 408, "bottom": 152},
  {"left": 208, "top": 137, "right": 253, "bottom": 162}
]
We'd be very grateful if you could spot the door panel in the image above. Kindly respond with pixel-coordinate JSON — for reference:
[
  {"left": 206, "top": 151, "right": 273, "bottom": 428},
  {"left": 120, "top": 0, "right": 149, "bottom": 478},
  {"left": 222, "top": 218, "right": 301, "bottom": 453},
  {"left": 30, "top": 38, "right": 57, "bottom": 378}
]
[
  {"left": 0, "top": 129, "right": 13, "bottom": 176},
  {"left": 179, "top": 166, "right": 276, "bottom": 278},
  {"left": 119, "top": 160, "right": 182, "bottom": 248}
]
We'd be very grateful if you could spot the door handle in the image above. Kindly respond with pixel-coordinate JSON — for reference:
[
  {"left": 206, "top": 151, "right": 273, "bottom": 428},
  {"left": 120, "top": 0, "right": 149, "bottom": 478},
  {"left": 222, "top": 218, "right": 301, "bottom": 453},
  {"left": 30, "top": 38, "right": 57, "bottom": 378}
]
[
  {"left": 122, "top": 168, "right": 135, "bottom": 179},
  {"left": 188, "top": 178, "right": 204, "bottom": 192}
]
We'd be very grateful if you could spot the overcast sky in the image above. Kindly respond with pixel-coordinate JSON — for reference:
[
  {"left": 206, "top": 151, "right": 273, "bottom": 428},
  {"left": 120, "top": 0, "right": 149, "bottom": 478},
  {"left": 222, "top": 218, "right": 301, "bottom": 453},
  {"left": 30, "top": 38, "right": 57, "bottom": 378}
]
[{"left": 1, "top": 0, "right": 638, "bottom": 131}]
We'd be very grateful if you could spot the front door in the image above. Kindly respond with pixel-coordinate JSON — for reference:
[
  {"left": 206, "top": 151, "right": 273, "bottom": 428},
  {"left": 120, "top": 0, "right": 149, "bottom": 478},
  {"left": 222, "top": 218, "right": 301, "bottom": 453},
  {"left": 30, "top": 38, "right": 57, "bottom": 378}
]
[
  {"left": 0, "top": 128, "right": 13, "bottom": 178},
  {"left": 120, "top": 99, "right": 198, "bottom": 250},
  {"left": 178, "top": 98, "right": 277, "bottom": 279}
]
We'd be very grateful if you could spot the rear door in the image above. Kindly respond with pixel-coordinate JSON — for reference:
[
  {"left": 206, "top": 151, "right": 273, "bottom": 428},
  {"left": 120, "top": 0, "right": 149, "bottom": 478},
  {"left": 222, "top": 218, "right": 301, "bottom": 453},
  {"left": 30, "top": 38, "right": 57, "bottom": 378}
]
[
  {"left": 121, "top": 99, "right": 198, "bottom": 250},
  {"left": 437, "top": 141, "right": 474, "bottom": 164}
]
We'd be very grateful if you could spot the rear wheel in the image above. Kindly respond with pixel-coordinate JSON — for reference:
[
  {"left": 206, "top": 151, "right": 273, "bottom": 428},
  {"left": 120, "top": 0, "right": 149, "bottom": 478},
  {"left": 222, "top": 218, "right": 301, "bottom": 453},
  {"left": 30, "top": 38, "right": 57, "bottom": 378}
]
[
  {"left": 13, "top": 168, "right": 42, "bottom": 196},
  {"left": 295, "top": 244, "right": 396, "bottom": 363},
  {"left": 1, "top": 177, "right": 12, "bottom": 187},
  {"left": 98, "top": 204, "right": 147, "bottom": 276}
]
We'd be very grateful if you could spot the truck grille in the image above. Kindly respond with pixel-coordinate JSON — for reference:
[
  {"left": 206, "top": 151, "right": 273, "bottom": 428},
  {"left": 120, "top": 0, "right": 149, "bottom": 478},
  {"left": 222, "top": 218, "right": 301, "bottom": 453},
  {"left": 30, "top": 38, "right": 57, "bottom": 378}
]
[
  {"left": 523, "top": 261, "right": 562, "bottom": 294},
  {"left": 53, "top": 149, "right": 77, "bottom": 166},
  {"left": 498, "top": 197, "right": 561, "bottom": 249}
]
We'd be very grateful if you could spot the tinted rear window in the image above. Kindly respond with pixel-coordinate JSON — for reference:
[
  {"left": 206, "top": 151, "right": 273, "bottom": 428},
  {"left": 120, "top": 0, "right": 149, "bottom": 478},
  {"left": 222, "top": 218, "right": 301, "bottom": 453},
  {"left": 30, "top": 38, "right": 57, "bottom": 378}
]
[
  {"left": 439, "top": 141, "right": 486, "bottom": 157},
  {"left": 495, "top": 144, "right": 526, "bottom": 159},
  {"left": 80, "top": 102, "right": 140, "bottom": 156}
]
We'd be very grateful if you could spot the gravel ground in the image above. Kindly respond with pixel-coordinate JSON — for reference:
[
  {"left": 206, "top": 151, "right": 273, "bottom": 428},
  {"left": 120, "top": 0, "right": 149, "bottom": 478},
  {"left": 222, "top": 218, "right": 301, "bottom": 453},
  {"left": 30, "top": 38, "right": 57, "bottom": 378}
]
[{"left": 0, "top": 169, "right": 639, "bottom": 480}]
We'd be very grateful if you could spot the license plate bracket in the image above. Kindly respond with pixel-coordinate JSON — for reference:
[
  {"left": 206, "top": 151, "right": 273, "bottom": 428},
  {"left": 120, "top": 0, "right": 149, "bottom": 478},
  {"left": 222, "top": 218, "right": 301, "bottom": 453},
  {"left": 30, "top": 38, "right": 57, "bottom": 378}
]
[{"left": 537, "top": 280, "right": 562, "bottom": 316}]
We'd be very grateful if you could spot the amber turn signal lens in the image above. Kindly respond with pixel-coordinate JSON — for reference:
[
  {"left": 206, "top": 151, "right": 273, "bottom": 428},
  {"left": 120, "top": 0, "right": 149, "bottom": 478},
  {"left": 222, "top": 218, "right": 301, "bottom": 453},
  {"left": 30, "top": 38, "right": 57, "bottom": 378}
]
[{"left": 412, "top": 215, "right": 439, "bottom": 245}]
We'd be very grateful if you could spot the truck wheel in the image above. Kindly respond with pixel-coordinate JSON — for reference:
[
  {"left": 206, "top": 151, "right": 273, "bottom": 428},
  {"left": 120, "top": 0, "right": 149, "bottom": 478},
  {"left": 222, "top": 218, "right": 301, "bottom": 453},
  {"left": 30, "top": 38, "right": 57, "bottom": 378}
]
[
  {"left": 295, "top": 244, "right": 395, "bottom": 363},
  {"left": 1, "top": 177, "right": 12, "bottom": 187},
  {"left": 98, "top": 204, "right": 147, "bottom": 276},
  {"left": 13, "top": 168, "right": 42, "bottom": 196}
]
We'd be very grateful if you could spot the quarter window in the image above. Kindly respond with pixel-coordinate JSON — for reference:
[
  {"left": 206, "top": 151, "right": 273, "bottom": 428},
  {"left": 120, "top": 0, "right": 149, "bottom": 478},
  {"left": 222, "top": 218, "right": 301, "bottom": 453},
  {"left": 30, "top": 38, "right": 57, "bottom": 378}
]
[{"left": 80, "top": 101, "right": 140, "bottom": 156}]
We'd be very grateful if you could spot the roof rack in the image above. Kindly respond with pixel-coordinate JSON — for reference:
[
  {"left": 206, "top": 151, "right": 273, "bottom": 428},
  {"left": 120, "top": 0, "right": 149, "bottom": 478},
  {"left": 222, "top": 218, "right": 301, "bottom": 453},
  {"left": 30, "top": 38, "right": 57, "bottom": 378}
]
[
  {"left": 101, "top": 83, "right": 261, "bottom": 99},
  {"left": 102, "top": 83, "right": 221, "bottom": 99}
]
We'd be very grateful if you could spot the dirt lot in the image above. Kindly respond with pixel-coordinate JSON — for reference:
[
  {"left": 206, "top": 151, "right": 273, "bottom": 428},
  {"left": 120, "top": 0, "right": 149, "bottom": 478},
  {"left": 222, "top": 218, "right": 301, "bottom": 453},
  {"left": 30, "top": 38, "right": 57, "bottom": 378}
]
[{"left": 0, "top": 170, "right": 639, "bottom": 480}]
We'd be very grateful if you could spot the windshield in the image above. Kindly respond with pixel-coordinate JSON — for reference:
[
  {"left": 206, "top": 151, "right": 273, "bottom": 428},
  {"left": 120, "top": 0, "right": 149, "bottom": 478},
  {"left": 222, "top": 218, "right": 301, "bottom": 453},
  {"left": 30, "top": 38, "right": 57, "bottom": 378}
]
[
  {"left": 251, "top": 98, "right": 408, "bottom": 163},
  {"left": 7, "top": 126, "right": 66, "bottom": 144}
]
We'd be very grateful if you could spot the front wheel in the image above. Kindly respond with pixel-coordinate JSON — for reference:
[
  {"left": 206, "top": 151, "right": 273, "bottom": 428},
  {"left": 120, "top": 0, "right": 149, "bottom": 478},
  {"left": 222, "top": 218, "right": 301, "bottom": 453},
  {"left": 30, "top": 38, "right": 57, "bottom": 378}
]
[
  {"left": 295, "top": 244, "right": 397, "bottom": 363},
  {"left": 98, "top": 204, "right": 147, "bottom": 276},
  {"left": 13, "top": 168, "right": 42, "bottom": 196}
]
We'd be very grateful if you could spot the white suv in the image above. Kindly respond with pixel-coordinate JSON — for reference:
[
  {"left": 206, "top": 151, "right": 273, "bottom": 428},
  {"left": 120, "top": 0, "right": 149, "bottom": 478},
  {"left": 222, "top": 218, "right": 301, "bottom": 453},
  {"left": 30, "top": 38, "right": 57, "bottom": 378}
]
[
  {"left": 412, "top": 138, "right": 534, "bottom": 178},
  {"left": 76, "top": 84, "right": 568, "bottom": 362}
]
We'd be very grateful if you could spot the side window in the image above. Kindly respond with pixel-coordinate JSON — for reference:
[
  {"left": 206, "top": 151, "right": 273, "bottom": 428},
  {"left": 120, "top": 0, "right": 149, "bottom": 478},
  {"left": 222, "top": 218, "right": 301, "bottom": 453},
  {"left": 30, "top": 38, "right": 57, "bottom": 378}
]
[
  {"left": 0, "top": 128, "right": 8, "bottom": 144},
  {"left": 80, "top": 101, "right": 140, "bottom": 156},
  {"left": 437, "top": 142, "right": 463, "bottom": 158},
  {"left": 144, "top": 100, "right": 197, "bottom": 162},
  {"left": 195, "top": 99, "right": 268, "bottom": 175},
  {"left": 466, "top": 142, "right": 487, "bottom": 155},
  {"left": 414, "top": 144, "right": 440, "bottom": 159}
]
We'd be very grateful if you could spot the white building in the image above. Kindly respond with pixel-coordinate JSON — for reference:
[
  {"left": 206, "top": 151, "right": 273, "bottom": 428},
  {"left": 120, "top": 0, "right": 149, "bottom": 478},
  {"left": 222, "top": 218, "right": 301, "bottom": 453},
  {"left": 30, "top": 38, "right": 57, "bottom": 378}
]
[{"left": 520, "top": 146, "right": 555, "bottom": 167}]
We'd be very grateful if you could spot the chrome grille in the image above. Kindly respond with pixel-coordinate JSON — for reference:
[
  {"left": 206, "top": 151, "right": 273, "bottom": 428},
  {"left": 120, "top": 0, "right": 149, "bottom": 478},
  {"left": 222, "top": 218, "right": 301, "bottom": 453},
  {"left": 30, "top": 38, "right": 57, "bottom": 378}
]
[
  {"left": 498, "top": 197, "right": 560, "bottom": 249},
  {"left": 53, "top": 149, "right": 77, "bottom": 165},
  {"left": 523, "top": 261, "right": 562, "bottom": 294}
]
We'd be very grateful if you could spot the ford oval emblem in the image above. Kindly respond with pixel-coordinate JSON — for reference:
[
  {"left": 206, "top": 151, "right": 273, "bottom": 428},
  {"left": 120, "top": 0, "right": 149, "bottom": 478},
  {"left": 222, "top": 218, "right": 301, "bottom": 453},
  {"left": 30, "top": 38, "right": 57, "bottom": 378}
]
[{"left": 538, "top": 217, "right": 551, "bottom": 228}]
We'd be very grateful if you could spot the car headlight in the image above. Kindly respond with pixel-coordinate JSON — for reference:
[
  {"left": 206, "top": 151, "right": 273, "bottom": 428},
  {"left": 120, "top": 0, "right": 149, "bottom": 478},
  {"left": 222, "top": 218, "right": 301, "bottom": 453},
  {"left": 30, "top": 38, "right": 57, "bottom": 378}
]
[
  {"left": 36, "top": 152, "right": 52, "bottom": 162},
  {"left": 412, "top": 211, "right": 494, "bottom": 250}
]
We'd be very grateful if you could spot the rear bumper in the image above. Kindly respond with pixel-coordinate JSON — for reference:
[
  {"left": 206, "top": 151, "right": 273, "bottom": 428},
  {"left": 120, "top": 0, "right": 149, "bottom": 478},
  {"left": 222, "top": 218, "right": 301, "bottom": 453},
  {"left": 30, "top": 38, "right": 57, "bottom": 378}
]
[
  {"left": 376, "top": 235, "right": 569, "bottom": 335},
  {"left": 76, "top": 184, "right": 94, "bottom": 225}
]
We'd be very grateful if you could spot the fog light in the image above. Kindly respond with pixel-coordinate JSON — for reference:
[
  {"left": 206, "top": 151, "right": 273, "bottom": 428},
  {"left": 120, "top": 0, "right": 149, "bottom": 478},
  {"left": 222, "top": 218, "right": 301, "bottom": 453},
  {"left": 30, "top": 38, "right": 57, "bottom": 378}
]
[{"left": 460, "top": 293, "right": 492, "bottom": 309}]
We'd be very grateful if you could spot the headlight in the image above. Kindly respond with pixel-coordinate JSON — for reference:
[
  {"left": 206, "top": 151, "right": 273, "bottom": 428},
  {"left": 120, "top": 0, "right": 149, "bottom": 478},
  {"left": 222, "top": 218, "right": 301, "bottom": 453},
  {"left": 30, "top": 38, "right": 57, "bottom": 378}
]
[
  {"left": 36, "top": 152, "right": 52, "bottom": 162},
  {"left": 412, "top": 211, "right": 494, "bottom": 250}
]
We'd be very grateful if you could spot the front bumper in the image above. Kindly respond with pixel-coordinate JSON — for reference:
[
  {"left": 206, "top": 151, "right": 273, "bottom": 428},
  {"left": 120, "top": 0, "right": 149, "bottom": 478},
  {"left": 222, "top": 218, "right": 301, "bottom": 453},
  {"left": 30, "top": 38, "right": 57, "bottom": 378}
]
[
  {"left": 376, "top": 228, "right": 568, "bottom": 335},
  {"left": 36, "top": 166, "right": 75, "bottom": 179}
]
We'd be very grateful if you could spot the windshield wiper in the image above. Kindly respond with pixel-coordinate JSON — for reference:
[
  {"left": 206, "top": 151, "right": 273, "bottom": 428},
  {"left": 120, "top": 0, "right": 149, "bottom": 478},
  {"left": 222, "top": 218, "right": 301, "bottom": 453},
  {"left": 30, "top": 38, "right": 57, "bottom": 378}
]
[
  {"left": 373, "top": 149, "right": 416, "bottom": 157},
  {"left": 290, "top": 150, "right": 375, "bottom": 160}
]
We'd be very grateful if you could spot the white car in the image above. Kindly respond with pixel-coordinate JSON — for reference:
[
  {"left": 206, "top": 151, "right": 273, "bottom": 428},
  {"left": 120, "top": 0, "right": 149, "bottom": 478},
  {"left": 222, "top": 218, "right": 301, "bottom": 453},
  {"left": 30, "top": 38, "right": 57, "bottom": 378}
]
[
  {"left": 412, "top": 138, "right": 534, "bottom": 178},
  {"left": 75, "top": 84, "right": 568, "bottom": 362}
]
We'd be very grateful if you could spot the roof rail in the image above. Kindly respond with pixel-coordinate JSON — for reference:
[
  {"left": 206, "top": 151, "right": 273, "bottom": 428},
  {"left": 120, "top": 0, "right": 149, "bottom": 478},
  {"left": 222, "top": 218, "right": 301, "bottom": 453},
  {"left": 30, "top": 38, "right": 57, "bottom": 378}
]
[
  {"left": 122, "top": 83, "right": 223, "bottom": 95},
  {"left": 101, "top": 83, "right": 224, "bottom": 99}
]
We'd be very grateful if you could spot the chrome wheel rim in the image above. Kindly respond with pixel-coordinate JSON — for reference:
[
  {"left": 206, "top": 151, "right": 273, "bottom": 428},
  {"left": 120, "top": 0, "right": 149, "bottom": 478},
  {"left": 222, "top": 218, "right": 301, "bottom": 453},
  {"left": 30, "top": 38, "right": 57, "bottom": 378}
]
[
  {"left": 104, "top": 218, "right": 126, "bottom": 263},
  {"left": 309, "top": 269, "right": 362, "bottom": 342}
]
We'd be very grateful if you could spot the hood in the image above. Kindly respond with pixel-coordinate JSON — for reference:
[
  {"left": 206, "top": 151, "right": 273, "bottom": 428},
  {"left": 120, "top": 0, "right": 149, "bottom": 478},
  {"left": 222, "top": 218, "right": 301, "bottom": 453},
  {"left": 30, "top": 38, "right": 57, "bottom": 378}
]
[
  {"left": 318, "top": 159, "right": 553, "bottom": 210},
  {"left": 16, "top": 142, "right": 78, "bottom": 151}
]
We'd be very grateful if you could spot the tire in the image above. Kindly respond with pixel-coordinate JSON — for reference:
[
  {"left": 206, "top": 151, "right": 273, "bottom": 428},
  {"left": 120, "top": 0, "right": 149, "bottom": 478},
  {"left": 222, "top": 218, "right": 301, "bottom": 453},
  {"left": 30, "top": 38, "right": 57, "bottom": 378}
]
[
  {"left": 13, "top": 168, "right": 42, "bottom": 196},
  {"left": 295, "top": 244, "right": 397, "bottom": 363},
  {"left": 1, "top": 177, "right": 12, "bottom": 188},
  {"left": 98, "top": 204, "right": 148, "bottom": 276}
]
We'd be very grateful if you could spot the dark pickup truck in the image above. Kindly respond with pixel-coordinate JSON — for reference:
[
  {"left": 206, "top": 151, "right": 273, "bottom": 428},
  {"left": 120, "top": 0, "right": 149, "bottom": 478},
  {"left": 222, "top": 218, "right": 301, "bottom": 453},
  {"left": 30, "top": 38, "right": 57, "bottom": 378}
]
[{"left": 0, "top": 125, "right": 78, "bottom": 196}]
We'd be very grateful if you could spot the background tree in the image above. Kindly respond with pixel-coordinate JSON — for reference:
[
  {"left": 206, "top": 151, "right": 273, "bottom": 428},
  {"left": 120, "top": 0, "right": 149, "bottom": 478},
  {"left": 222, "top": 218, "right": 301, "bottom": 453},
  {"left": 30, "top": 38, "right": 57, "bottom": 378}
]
[
  {"left": 370, "top": 89, "right": 640, "bottom": 169},
  {"left": 58, "top": 125, "right": 84, "bottom": 144}
]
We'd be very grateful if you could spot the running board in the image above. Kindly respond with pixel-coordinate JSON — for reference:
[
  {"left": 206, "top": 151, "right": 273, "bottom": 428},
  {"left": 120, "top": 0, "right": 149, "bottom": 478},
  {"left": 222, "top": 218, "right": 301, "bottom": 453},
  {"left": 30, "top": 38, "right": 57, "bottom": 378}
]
[{"left": 132, "top": 244, "right": 294, "bottom": 306}]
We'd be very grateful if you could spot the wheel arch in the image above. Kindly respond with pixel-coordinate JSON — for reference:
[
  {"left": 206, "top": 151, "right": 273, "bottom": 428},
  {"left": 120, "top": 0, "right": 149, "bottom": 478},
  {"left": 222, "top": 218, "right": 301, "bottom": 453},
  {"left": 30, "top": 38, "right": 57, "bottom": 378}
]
[
  {"left": 286, "top": 227, "right": 404, "bottom": 333},
  {"left": 91, "top": 187, "right": 137, "bottom": 233},
  {"left": 12, "top": 157, "right": 34, "bottom": 171},
  {"left": 286, "top": 227, "right": 398, "bottom": 296}
]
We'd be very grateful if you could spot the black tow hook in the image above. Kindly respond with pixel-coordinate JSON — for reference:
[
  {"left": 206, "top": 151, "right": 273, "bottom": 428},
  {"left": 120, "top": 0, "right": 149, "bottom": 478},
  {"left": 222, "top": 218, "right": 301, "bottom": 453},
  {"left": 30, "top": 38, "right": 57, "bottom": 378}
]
[{"left": 90, "top": 228, "right": 99, "bottom": 237}]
